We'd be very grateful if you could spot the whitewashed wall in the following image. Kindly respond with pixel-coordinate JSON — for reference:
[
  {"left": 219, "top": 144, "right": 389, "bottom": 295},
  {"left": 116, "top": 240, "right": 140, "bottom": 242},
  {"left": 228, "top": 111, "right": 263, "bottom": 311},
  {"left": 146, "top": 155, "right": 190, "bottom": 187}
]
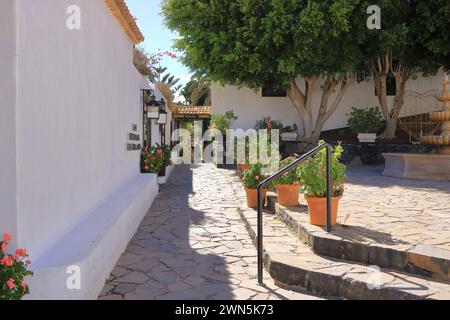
[
  {"left": 0, "top": 0, "right": 19, "bottom": 248},
  {"left": 10, "top": 0, "right": 150, "bottom": 260},
  {"left": 212, "top": 72, "right": 446, "bottom": 134}
]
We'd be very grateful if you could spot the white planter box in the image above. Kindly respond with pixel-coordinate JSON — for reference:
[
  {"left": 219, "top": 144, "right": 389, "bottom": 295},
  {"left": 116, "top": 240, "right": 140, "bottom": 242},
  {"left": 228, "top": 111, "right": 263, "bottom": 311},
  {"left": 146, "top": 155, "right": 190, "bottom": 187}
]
[
  {"left": 281, "top": 132, "right": 298, "bottom": 141},
  {"left": 157, "top": 164, "right": 175, "bottom": 184},
  {"left": 358, "top": 133, "right": 377, "bottom": 143}
]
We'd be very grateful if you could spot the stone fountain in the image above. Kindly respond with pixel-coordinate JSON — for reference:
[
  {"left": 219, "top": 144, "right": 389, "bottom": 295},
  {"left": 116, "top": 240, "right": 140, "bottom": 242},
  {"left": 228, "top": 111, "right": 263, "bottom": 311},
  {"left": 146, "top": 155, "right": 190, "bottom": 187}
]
[{"left": 383, "top": 76, "right": 450, "bottom": 181}]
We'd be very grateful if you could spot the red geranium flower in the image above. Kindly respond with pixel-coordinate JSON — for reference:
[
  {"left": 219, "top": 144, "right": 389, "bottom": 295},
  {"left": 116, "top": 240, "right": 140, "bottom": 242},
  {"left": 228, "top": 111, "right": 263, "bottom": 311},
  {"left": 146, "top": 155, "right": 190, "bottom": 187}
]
[
  {"left": 1, "top": 256, "right": 13, "bottom": 267},
  {"left": 7, "top": 279, "right": 15, "bottom": 289},
  {"left": 15, "top": 248, "right": 27, "bottom": 257},
  {"left": 3, "top": 233, "right": 11, "bottom": 242}
]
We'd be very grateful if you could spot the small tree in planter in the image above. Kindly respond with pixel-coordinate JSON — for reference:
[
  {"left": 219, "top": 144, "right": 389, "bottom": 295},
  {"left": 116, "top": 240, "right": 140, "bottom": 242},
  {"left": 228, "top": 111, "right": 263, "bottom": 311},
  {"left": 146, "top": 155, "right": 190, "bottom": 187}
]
[
  {"left": 273, "top": 157, "right": 301, "bottom": 207},
  {"left": 1, "top": 234, "right": 33, "bottom": 300},
  {"left": 210, "top": 111, "right": 237, "bottom": 166},
  {"left": 347, "top": 107, "right": 384, "bottom": 143},
  {"left": 242, "top": 163, "right": 270, "bottom": 209},
  {"left": 158, "top": 144, "right": 173, "bottom": 177},
  {"left": 298, "top": 143, "right": 347, "bottom": 226},
  {"left": 141, "top": 146, "right": 164, "bottom": 174}
]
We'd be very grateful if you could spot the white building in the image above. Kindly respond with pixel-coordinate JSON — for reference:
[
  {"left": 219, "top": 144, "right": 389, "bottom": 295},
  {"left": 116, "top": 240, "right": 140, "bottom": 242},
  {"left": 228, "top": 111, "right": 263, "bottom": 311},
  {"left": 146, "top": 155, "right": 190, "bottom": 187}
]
[
  {"left": 212, "top": 73, "right": 446, "bottom": 134},
  {"left": 0, "top": 0, "right": 166, "bottom": 299}
]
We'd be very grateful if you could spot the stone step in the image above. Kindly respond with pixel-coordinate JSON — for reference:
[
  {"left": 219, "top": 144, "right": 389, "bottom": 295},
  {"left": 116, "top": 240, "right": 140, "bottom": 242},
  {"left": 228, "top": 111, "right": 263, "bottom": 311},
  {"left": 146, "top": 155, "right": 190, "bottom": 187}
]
[
  {"left": 267, "top": 195, "right": 450, "bottom": 283},
  {"left": 238, "top": 205, "right": 450, "bottom": 300}
]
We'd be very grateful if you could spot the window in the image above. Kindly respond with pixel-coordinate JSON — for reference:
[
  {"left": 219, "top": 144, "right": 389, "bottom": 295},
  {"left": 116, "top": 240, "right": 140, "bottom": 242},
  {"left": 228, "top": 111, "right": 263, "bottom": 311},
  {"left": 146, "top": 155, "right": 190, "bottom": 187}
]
[
  {"left": 262, "top": 85, "right": 287, "bottom": 97},
  {"left": 375, "top": 73, "right": 397, "bottom": 96}
]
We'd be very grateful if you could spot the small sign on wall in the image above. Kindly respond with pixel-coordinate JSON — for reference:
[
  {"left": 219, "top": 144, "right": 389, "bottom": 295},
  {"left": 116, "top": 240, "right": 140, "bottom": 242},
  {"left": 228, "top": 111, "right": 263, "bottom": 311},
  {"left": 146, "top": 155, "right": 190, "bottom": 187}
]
[{"left": 127, "top": 124, "right": 141, "bottom": 151}]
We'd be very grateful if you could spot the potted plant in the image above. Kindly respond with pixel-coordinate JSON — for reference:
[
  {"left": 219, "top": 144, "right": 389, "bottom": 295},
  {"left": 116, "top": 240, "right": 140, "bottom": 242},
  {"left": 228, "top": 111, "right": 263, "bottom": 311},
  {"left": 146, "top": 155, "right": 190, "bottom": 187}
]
[
  {"left": 210, "top": 110, "right": 238, "bottom": 166},
  {"left": 242, "top": 163, "right": 269, "bottom": 208},
  {"left": 347, "top": 107, "right": 384, "bottom": 143},
  {"left": 298, "top": 143, "right": 347, "bottom": 226},
  {"left": 158, "top": 144, "right": 172, "bottom": 177},
  {"left": 281, "top": 124, "right": 299, "bottom": 141},
  {"left": 141, "top": 146, "right": 164, "bottom": 174},
  {"left": 274, "top": 157, "right": 301, "bottom": 206},
  {"left": 1, "top": 233, "right": 33, "bottom": 300}
]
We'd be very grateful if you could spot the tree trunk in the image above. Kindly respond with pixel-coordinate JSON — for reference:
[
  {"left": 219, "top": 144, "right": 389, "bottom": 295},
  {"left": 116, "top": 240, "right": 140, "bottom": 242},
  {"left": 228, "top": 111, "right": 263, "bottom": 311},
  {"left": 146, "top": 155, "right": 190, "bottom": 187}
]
[
  {"left": 287, "top": 80, "right": 313, "bottom": 140},
  {"left": 371, "top": 54, "right": 412, "bottom": 140},
  {"left": 287, "top": 75, "right": 351, "bottom": 143}
]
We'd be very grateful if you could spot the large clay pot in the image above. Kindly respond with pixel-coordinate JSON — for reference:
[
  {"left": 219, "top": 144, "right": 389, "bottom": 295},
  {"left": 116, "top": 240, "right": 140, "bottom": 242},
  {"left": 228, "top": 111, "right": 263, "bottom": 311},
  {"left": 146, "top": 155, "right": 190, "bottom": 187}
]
[
  {"left": 306, "top": 197, "right": 341, "bottom": 226},
  {"left": 276, "top": 185, "right": 300, "bottom": 206},
  {"left": 237, "top": 164, "right": 250, "bottom": 172},
  {"left": 245, "top": 189, "right": 268, "bottom": 209}
]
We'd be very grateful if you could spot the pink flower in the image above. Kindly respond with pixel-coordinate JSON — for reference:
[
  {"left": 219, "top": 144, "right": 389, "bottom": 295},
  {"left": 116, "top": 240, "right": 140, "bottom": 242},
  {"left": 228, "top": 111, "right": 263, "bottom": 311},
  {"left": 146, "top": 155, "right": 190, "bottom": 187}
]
[
  {"left": 21, "top": 281, "right": 27, "bottom": 289},
  {"left": 255, "top": 176, "right": 260, "bottom": 181},
  {"left": 1, "top": 256, "right": 13, "bottom": 267},
  {"left": 26, "top": 260, "right": 32, "bottom": 265},
  {"left": 7, "top": 279, "right": 15, "bottom": 289},
  {"left": 15, "top": 248, "right": 27, "bottom": 257},
  {"left": 3, "top": 233, "right": 11, "bottom": 242},
  {"left": 144, "top": 166, "right": 149, "bottom": 171},
  {"left": 1, "top": 242, "right": 6, "bottom": 254}
]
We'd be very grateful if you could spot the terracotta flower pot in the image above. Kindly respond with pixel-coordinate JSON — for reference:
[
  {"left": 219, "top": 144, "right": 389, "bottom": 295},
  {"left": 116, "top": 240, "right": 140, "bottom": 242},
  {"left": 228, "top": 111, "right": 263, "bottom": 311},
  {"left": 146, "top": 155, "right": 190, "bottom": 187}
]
[
  {"left": 276, "top": 185, "right": 300, "bottom": 206},
  {"left": 245, "top": 189, "right": 268, "bottom": 209},
  {"left": 306, "top": 197, "right": 341, "bottom": 226},
  {"left": 237, "top": 164, "right": 250, "bottom": 172}
]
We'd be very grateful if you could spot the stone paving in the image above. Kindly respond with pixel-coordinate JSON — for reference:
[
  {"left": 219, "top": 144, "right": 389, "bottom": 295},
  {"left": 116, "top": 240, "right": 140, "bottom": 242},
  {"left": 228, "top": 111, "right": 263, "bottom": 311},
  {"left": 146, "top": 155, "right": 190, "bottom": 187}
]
[
  {"left": 332, "top": 165, "right": 450, "bottom": 252},
  {"left": 99, "top": 164, "right": 322, "bottom": 300}
]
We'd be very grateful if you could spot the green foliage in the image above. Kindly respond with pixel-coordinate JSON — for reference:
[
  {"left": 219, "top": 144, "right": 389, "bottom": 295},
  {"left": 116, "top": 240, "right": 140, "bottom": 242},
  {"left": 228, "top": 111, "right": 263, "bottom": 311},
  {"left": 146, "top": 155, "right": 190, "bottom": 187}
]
[
  {"left": 160, "top": 144, "right": 172, "bottom": 168},
  {"left": 1, "top": 234, "right": 33, "bottom": 300},
  {"left": 354, "top": 0, "right": 446, "bottom": 75},
  {"left": 210, "top": 111, "right": 238, "bottom": 134},
  {"left": 162, "top": 0, "right": 365, "bottom": 90},
  {"left": 413, "top": 0, "right": 450, "bottom": 72},
  {"left": 182, "top": 75, "right": 211, "bottom": 106},
  {"left": 298, "top": 142, "right": 346, "bottom": 198},
  {"left": 242, "top": 163, "right": 270, "bottom": 189},
  {"left": 347, "top": 107, "right": 384, "bottom": 133},
  {"left": 255, "top": 118, "right": 298, "bottom": 133},
  {"left": 274, "top": 157, "right": 301, "bottom": 186},
  {"left": 141, "top": 145, "right": 165, "bottom": 173}
]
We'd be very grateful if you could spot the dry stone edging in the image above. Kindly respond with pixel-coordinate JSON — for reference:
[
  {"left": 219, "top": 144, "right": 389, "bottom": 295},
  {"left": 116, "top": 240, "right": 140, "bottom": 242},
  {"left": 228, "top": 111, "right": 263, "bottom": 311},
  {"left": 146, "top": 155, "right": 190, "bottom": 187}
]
[
  {"left": 267, "top": 195, "right": 450, "bottom": 283},
  {"left": 237, "top": 205, "right": 450, "bottom": 300}
]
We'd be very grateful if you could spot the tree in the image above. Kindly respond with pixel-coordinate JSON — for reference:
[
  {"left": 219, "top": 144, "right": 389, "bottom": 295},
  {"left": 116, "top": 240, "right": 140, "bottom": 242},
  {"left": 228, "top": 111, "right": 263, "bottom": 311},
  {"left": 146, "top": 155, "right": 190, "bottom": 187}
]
[
  {"left": 163, "top": 0, "right": 365, "bottom": 142},
  {"left": 413, "top": 0, "right": 450, "bottom": 72},
  {"left": 355, "top": 0, "right": 448, "bottom": 139}
]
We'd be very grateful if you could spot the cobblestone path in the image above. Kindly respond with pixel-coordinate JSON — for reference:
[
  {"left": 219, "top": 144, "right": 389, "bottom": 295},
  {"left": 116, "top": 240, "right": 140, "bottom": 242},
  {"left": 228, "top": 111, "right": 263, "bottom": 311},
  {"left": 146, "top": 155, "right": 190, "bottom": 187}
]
[{"left": 99, "top": 164, "right": 321, "bottom": 300}]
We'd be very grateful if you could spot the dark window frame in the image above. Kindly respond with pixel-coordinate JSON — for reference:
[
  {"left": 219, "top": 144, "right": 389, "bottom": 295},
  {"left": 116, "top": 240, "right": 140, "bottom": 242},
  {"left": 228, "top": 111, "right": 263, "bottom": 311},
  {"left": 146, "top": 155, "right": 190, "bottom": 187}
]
[
  {"left": 375, "top": 73, "right": 397, "bottom": 97},
  {"left": 262, "top": 85, "right": 287, "bottom": 97}
]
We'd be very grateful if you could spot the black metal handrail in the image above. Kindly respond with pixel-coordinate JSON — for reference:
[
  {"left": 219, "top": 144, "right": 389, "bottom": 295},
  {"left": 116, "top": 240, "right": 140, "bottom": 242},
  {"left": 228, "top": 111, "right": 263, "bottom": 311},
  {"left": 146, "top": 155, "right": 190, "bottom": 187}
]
[{"left": 256, "top": 143, "right": 333, "bottom": 285}]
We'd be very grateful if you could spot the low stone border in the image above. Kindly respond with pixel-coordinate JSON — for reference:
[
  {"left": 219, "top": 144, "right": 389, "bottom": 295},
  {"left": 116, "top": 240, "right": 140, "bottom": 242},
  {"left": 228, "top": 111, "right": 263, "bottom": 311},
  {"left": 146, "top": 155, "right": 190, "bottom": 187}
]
[
  {"left": 267, "top": 196, "right": 450, "bottom": 283},
  {"left": 237, "top": 205, "right": 450, "bottom": 300}
]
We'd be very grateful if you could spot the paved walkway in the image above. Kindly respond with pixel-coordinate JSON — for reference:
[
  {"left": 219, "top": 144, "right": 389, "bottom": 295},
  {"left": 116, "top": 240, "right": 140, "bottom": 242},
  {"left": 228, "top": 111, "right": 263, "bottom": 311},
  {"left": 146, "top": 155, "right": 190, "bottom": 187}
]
[
  {"left": 99, "top": 164, "right": 321, "bottom": 300},
  {"left": 338, "top": 165, "right": 450, "bottom": 252}
]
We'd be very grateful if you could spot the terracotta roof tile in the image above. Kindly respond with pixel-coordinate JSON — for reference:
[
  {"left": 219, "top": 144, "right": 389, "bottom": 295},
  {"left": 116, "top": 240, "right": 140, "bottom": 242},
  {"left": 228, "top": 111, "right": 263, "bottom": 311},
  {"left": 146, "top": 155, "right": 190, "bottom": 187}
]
[
  {"left": 105, "top": 0, "right": 144, "bottom": 44},
  {"left": 174, "top": 106, "right": 212, "bottom": 118}
]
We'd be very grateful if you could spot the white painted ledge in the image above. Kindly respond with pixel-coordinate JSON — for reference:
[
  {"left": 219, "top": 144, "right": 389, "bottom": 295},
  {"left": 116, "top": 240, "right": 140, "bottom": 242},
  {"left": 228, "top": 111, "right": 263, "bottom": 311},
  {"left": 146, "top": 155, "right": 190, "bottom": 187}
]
[
  {"left": 157, "top": 165, "right": 175, "bottom": 184},
  {"left": 26, "top": 173, "right": 159, "bottom": 300}
]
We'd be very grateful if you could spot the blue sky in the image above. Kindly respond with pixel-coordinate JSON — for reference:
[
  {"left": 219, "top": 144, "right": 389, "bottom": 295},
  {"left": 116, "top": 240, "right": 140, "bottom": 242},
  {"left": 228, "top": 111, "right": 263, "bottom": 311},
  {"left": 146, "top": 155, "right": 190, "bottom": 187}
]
[{"left": 126, "top": 0, "right": 192, "bottom": 99}]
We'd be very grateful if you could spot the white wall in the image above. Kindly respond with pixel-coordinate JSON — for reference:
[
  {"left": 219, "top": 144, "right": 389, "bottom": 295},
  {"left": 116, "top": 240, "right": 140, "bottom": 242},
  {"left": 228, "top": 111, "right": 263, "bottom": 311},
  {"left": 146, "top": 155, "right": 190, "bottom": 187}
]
[
  {"left": 212, "top": 72, "right": 446, "bottom": 133},
  {"left": 0, "top": 0, "right": 19, "bottom": 247},
  {"left": 14, "top": 0, "right": 149, "bottom": 260}
]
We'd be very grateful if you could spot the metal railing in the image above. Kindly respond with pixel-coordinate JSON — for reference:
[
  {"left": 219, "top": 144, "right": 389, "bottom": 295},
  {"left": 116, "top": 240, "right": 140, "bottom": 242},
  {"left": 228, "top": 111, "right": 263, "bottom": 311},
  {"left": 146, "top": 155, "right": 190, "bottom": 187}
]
[{"left": 256, "top": 143, "right": 333, "bottom": 285}]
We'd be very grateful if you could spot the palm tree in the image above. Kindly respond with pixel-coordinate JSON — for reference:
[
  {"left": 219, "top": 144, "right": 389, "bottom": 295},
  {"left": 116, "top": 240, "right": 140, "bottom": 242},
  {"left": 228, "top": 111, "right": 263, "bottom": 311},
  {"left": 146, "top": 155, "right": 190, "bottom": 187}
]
[{"left": 181, "top": 75, "right": 211, "bottom": 106}]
